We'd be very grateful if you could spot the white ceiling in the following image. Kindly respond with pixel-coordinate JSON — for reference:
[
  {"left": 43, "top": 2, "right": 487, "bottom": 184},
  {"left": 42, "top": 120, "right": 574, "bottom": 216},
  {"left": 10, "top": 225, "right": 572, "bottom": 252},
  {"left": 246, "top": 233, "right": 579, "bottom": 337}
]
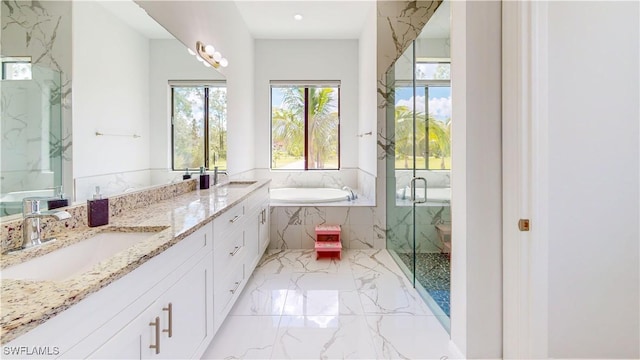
[
  {"left": 233, "top": 1, "right": 376, "bottom": 39},
  {"left": 97, "top": 0, "right": 174, "bottom": 39},
  {"left": 96, "top": 0, "right": 446, "bottom": 42}
]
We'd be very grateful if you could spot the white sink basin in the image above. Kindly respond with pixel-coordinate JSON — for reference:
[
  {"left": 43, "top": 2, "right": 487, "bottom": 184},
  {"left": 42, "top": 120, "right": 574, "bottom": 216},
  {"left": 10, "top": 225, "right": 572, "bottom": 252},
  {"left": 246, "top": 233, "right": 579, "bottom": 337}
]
[
  {"left": 224, "top": 181, "right": 257, "bottom": 188},
  {"left": 1, "top": 231, "right": 160, "bottom": 281}
]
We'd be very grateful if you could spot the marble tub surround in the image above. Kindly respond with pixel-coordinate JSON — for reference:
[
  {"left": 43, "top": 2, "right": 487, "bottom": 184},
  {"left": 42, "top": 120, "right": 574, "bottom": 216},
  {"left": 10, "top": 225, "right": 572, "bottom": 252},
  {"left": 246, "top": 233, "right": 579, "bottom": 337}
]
[
  {"left": 269, "top": 206, "right": 385, "bottom": 250},
  {"left": 0, "top": 179, "right": 270, "bottom": 344},
  {"left": 203, "top": 249, "right": 458, "bottom": 359},
  {"left": 0, "top": 179, "right": 198, "bottom": 253}
]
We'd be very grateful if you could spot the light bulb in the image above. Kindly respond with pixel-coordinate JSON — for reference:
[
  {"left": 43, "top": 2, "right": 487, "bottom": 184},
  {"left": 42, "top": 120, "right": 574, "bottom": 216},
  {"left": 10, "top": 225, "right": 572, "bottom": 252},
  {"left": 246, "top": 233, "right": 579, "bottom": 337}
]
[
  {"left": 220, "top": 58, "right": 228, "bottom": 67},
  {"left": 196, "top": 55, "right": 204, "bottom": 62},
  {"left": 187, "top": 48, "right": 196, "bottom": 56},
  {"left": 204, "top": 44, "right": 215, "bottom": 56},
  {"left": 213, "top": 51, "right": 222, "bottom": 62},
  {"left": 203, "top": 61, "right": 211, "bottom": 67}
]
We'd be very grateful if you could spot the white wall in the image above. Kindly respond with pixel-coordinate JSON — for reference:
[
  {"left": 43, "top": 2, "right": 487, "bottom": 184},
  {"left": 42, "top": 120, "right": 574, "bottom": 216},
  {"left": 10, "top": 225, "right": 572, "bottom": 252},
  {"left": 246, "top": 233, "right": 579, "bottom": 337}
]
[
  {"left": 72, "top": 1, "right": 150, "bottom": 179},
  {"left": 253, "top": 40, "right": 359, "bottom": 171},
  {"left": 546, "top": 2, "right": 639, "bottom": 358},
  {"left": 138, "top": 1, "right": 255, "bottom": 176},
  {"left": 148, "top": 39, "right": 225, "bottom": 171},
  {"left": 450, "top": 1, "right": 502, "bottom": 358},
  {"left": 358, "top": 6, "right": 377, "bottom": 176}
]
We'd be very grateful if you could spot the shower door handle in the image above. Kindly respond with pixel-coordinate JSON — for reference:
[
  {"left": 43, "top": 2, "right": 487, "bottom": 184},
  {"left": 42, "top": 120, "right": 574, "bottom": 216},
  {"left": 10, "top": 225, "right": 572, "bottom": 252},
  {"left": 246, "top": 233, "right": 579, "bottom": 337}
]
[{"left": 410, "top": 177, "right": 427, "bottom": 204}]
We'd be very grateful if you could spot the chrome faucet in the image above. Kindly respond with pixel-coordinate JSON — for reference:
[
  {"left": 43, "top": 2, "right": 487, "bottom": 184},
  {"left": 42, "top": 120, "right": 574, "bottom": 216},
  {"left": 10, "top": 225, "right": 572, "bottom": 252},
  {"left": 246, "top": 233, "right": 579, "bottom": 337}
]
[
  {"left": 342, "top": 186, "right": 357, "bottom": 201},
  {"left": 21, "top": 197, "right": 71, "bottom": 250},
  {"left": 213, "top": 166, "right": 228, "bottom": 185}
]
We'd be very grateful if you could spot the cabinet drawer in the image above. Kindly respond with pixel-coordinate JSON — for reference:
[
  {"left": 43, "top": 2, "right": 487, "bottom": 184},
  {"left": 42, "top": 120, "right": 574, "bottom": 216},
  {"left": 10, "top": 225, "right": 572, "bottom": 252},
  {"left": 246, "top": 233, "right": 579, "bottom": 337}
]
[
  {"left": 213, "top": 228, "right": 245, "bottom": 274},
  {"left": 213, "top": 201, "right": 245, "bottom": 238},
  {"left": 214, "top": 263, "right": 244, "bottom": 323}
]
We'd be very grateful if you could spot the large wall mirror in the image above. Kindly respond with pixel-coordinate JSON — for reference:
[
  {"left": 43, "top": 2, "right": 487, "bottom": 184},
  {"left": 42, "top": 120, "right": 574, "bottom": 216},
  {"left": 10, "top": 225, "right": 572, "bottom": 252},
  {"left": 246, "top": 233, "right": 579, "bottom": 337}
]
[{"left": 1, "top": 0, "right": 226, "bottom": 217}]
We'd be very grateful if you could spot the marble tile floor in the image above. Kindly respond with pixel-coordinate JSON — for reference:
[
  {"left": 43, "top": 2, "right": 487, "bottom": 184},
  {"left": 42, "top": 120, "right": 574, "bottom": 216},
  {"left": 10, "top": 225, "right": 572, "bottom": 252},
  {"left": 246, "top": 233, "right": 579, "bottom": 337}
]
[{"left": 202, "top": 249, "right": 460, "bottom": 359}]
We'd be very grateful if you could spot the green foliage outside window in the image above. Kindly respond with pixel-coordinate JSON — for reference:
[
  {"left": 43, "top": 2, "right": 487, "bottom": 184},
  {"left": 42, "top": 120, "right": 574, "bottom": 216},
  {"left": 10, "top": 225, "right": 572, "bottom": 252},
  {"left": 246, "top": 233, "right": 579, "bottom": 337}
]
[{"left": 172, "top": 85, "right": 227, "bottom": 171}]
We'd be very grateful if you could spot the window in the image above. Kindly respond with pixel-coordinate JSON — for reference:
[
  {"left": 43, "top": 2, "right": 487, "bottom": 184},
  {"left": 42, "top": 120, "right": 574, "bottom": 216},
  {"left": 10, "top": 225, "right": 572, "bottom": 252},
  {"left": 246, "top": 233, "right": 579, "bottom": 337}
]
[
  {"left": 270, "top": 82, "right": 340, "bottom": 170},
  {"left": 394, "top": 62, "right": 451, "bottom": 170},
  {"left": 2, "top": 57, "right": 32, "bottom": 80},
  {"left": 171, "top": 82, "right": 227, "bottom": 171}
]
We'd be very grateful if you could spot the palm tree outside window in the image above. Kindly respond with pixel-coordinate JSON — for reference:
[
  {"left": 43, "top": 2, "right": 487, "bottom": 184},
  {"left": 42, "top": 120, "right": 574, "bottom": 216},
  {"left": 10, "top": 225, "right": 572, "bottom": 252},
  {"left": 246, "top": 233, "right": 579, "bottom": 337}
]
[
  {"left": 394, "top": 61, "right": 451, "bottom": 170},
  {"left": 270, "top": 81, "right": 340, "bottom": 170}
]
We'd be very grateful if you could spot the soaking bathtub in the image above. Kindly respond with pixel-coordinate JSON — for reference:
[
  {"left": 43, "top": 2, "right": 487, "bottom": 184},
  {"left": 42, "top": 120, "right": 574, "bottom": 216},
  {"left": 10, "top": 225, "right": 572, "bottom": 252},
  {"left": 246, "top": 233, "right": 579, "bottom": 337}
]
[{"left": 270, "top": 187, "right": 351, "bottom": 204}]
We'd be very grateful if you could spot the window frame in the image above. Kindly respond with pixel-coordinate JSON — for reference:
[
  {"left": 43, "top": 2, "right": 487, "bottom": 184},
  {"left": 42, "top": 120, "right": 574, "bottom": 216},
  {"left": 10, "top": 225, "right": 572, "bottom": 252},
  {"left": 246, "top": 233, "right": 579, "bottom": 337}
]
[
  {"left": 269, "top": 81, "right": 341, "bottom": 171},
  {"left": 170, "top": 81, "right": 227, "bottom": 171}
]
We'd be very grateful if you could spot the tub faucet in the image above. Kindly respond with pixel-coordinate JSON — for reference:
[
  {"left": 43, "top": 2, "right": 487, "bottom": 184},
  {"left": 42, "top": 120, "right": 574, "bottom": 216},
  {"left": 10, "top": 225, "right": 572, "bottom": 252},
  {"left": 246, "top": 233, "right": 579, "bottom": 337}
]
[
  {"left": 21, "top": 197, "right": 71, "bottom": 250},
  {"left": 342, "top": 186, "right": 357, "bottom": 201}
]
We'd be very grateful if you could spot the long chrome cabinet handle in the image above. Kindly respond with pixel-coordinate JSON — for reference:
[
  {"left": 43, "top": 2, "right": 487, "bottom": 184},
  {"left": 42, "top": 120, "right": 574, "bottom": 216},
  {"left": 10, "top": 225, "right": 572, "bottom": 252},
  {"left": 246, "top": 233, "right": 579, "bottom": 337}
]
[
  {"left": 149, "top": 316, "right": 160, "bottom": 354},
  {"left": 229, "top": 215, "right": 241, "bottom": 223},
  {"left": 229, "top": 245, "right": 241, "bottom": 256},
  {"left": 162, "top": 303, "right": 173, "bottom": 338},
  {"left": 229, "top": 280, "right": 242, "bottom": 294}
]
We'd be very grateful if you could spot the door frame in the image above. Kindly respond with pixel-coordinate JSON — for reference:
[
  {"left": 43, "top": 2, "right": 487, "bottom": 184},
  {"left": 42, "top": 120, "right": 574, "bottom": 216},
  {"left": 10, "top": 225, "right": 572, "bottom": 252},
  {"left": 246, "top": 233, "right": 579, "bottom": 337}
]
[{"left": 502, "top": 1, "right": 549, "bottom": 358}]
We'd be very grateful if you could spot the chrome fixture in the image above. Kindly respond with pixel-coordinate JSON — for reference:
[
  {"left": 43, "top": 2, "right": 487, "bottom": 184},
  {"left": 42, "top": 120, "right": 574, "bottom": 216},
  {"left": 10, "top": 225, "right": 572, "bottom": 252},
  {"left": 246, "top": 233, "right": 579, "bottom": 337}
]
[
  {"left": 213, "top": 166, "right": 228, "bottom": 185},
  {"left": 95, "top": 131, "right": 141, "bottom": 138},
  {"left": 342, "top": 186, "right": 357, "bottom": 201},
  {"left": 21, "top": 197, "right": 71, "bottom": 250}
]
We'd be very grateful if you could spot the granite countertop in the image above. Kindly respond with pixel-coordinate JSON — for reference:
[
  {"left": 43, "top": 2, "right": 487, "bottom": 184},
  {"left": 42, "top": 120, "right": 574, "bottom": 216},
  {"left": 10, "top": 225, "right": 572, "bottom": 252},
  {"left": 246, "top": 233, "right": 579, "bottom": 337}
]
[{"left": 0, "top": 179, "right": 269, "bottom": 345}]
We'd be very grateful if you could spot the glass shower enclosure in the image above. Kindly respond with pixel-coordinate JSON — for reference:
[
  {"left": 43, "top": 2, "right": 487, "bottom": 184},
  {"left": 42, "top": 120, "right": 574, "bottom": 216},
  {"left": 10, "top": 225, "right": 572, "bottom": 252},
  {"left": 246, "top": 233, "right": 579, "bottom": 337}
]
[{"left": 385, "top": 39, "right": 452, "bottom": 332}]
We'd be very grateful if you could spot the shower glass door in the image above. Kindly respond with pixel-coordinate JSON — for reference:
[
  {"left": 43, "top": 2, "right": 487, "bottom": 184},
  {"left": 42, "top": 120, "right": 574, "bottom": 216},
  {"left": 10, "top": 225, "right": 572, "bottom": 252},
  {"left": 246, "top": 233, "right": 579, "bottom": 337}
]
[{"left": 386, "top": 38, "right": 452, "bottom": 332}]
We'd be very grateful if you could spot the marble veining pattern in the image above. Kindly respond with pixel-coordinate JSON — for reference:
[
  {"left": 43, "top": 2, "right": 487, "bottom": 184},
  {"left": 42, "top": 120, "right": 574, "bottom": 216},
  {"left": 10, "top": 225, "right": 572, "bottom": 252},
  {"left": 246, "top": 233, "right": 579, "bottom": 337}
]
[
  {"left": 1, "top": 0, "right": 73, "bottom": 197},
  {"left": 202, "top": 249, "right": 457, "bottom": 359},
  {"left": 270, "top": 206, "right": 385, "bottom": 250},
  {"left": 0, "top": 179, "right": 270, "bottom": 344}
]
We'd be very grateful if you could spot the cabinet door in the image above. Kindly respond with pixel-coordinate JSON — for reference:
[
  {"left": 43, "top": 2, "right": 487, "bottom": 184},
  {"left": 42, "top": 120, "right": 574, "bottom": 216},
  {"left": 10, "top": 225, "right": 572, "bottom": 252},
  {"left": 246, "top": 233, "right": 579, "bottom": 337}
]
[
  {"left": 154, "top": 255, "right": 213, "bottom": 359},
  {"left": 88, "top": 305, "right": 155, "bottom": 360},
  {"left": 258, "top": 202, "right": 270, "bottom": 254},
  {"left": 245, "top": 207, "right": 260, "bottom": 270}
]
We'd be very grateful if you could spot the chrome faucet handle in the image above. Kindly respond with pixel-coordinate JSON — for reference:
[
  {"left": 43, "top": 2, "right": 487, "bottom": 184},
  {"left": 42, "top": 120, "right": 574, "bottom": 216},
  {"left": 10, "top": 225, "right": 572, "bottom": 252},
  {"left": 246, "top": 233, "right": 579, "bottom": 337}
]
[
  {"left": 20, "top": 197, "right": 71, "bottom": 250},
  {"left": 22, "top": 197, "right": 47, "bottom": 216}
]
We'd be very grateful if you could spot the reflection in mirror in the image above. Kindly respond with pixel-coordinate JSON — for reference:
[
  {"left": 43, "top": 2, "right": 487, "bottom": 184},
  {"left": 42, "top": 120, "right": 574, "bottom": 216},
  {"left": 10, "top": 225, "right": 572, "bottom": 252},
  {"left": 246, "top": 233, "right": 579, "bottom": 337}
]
[
  {"left": 0, "top": 0, "right": 226, "bottom": 218},
  {"left": 1, "top": 59, "right": 63, "bottom": 216}
]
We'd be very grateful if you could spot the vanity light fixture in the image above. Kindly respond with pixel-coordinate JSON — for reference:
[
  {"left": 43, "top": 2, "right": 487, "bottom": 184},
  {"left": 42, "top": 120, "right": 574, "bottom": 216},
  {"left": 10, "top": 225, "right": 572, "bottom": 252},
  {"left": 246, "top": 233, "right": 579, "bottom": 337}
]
[{"left": 195, "top": 41, "right": 228, "bottom": 69}]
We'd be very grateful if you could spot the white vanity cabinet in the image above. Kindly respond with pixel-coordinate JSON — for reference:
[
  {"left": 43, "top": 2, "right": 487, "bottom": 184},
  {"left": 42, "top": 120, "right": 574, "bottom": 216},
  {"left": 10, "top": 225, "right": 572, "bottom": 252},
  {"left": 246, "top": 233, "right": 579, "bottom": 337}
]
[
  {"left": 4, "top": 222, "right": 214, "bottom": 360},
  {"left": 88, "top": 254, "right": 212, "bottom": 359},
  {"left": 212, "top": 185, "right": 269, "bottom": 333},
  {"left": 3, "top": 184, "right": 270, "bottom": 359}
]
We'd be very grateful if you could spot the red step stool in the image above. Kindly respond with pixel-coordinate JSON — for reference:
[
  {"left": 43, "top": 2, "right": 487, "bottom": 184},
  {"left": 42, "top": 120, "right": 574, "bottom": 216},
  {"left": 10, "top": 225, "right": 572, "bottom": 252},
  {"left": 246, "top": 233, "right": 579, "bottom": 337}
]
[{"left": 315, "top": 225, "right": 342, "bottom": 260}]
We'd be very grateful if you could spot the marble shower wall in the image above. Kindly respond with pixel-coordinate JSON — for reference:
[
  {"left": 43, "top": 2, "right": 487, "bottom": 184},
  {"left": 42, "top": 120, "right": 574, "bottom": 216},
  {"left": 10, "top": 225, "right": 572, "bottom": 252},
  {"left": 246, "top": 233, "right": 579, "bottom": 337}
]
[
  {"left": 1, "top": 1, "right": 73, "bottom": 196},
  {"left": 375, "top": 1, "right": 444, "bottom": 251}
]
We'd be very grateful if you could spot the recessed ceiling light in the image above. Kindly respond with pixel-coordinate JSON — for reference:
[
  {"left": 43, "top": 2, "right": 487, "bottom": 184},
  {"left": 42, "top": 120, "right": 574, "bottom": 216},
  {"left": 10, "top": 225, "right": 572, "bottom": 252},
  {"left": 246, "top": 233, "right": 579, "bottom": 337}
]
[{"left": 294, "top": 14, "right": 303, "bottom": 21}]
